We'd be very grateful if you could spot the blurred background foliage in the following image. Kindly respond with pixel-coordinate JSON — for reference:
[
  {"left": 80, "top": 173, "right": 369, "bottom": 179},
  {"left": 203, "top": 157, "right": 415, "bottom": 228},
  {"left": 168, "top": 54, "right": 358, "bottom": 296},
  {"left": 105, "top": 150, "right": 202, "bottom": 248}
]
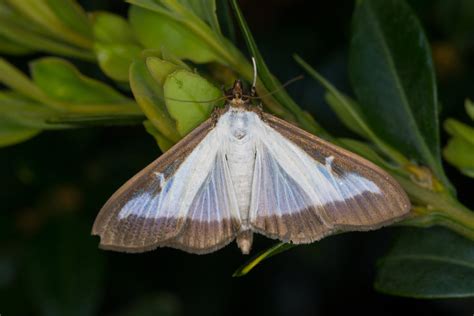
[{"left": 0, "top": 0, "right": 473, "bottom": 315}]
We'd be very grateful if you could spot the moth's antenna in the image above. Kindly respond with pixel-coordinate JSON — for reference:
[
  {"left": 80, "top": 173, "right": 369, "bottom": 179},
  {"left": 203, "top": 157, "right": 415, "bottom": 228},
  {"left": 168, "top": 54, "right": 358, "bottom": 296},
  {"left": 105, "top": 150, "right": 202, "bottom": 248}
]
[
  {"left": 251, "top": 57, "right": 257, "bottom": 89},
  {"left": 248, "top": 75, "right": 304, "bottom": 99},
  {"left": 164, "top": 95, "right": 227, "bottom": 104}
]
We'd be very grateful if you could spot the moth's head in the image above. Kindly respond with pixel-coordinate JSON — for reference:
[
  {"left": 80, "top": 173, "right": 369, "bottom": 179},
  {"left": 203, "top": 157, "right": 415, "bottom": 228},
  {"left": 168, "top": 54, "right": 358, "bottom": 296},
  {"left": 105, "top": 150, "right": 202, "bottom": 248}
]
[{"left": 225, "top": 80, "right": 251, "bottom": 108}]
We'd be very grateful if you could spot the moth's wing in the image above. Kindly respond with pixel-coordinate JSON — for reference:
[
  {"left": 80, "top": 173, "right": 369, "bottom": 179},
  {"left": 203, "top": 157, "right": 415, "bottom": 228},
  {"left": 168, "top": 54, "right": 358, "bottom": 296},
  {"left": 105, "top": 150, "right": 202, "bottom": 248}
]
[
  {"left": 92, "top": 119, "right": 241, "bottom": 253},
  {"left": 163, "top": 151, "right": 241, "bottom": 254},
  {"left": 249, "top": 113, "right": 410, "bottom": 244}
]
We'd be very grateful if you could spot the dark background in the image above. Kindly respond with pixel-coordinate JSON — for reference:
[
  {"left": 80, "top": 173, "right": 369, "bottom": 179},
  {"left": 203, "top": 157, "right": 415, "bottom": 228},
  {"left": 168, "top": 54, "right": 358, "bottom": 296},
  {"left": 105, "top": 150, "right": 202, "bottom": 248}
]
[{"left": 1, "top": 0, "right": 473, "bottom": 315}]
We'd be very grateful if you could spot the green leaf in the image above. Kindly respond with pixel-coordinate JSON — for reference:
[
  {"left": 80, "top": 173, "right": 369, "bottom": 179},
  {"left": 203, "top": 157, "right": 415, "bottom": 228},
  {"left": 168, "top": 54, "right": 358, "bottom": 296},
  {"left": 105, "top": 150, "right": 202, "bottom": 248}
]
[
  {"left": 179, "top": 0, "right": 221, "bottom": 35},
  {"left": 24, "top": 217, "right": 105, "bottom": 316},
  {"left": 143, "top": 120, "right": 174, "bottom": 151},
  {"left": 444, "top": 118, "right": 474, "bottom": 145},
  {"left": 0, "top": 91, "right": 65, "bottom": 129},
  {"left": 130, "top": 59, "right": 180, "bottom": 144},
  {"left": 45, "top": 0, "right": 92, "bottom": 39},
  {"left": 0, "top": 117, "right": 40, "bottom": 147},
  {"left": 0, "top": 58, "right": 57, "bottom": 108},
  {"left": 5, "top": 0, "right": 92, "bottom": 49},
  {"left": 0, "top": 3, "right": 93, "bottom": 59},
  {"left": 233, "top": 243, "right": 295, "bottom": 277},
  {"left": 0, "top": 58, "right": 140, "bottom": 117},
  {"left": 349, "top": 0, "right": 452, "bottom": 190},
  {"left": 30, "top": 57, "right": 132, "bottom": 105},
  {"left": 164, "top": 69, "right": 221, "bottom": 136},
  {"left": 443, "top": 117, "right": 474, "bottom": 177},
  {"left": 337, "top": 138, "right": 394, "bottom": 171},
  {"left": 129, "top": 5, "right": 218, "bottom": 63},
  {"left": 375, "top": 227, "right": 474, "bottom": 298},
  {"left": 0, "top": 33, "right": 33, "bottom": 55},
  {"left": 294, "top": 55, "right": 407, "bottom": 165},
  {"left": 46, "top": 113, "right": 146, "bottom": 127},
  {"left": 128, "top": 0, "right": 243, "bottom": 68},
  {"left": 217, "top": 0, "right": 236, "bottom": 44},
  {"left": 443, "top": 138, "right": 474, "bottom": 178},
  {"left": 159, "top": 47, "right": 192, "bottom": 70},
  {"left": 146, "top": 56, "right": 183, "bottom": 86},
  {"left": 92, "top": 12, "right": 142, "bottom": 82}
]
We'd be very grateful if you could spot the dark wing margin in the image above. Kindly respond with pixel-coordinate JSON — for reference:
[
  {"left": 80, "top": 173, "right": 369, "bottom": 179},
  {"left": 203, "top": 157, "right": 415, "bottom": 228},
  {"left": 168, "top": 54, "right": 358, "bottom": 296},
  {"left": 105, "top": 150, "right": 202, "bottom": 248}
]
[
  {"left": 92, "top": 118, "right": 240, "bottom": 253},
  {"left": 250, "top": 113, "right": 410, "bottom": 243}
]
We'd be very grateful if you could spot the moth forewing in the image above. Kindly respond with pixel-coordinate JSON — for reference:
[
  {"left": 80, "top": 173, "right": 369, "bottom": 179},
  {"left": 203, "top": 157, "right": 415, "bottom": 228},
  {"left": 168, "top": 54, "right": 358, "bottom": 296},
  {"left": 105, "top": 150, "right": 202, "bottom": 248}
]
[
  {"left": 91, "top": 118, "right": 240, "bottom": 253},
  {"left": 260, "top": 112, "right": 411, "bottom": 232}
]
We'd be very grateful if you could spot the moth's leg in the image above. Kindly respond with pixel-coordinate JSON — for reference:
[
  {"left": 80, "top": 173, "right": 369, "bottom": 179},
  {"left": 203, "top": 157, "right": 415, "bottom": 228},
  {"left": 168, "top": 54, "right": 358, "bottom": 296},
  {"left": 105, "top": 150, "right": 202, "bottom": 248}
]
[{"left": 250, "top": 86, "right": 257, "bottom": 97}]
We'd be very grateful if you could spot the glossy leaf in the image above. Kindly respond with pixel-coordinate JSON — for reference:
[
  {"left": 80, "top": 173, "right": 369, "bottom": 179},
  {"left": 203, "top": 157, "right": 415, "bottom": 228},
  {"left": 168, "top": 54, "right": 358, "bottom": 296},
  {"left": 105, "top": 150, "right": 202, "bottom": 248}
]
[
  {"left": 295, "top": 55, "right": 407, "bottom": 165},
  {"left": 164, "top": 69, "right": 221, "bottom": 136},
  {"left": 5, "top": 0, "right": 92, "bottom": 49},
  {"left": 337, "top": 138, "right": 394, "bottom": 171},
  {"left": 375, "top": 227, "right": 474, "bottom": 298},
  {"left": 0, "top": 58, "right": 140, "bottom": 118},
  {"left": 349, "top": 0, "right": 451, "bottom": 190},
  {"left": 0, "top": 33, "right": 32, "bottom": 55},
  {"left": 0, "top": 118, "right": 40, "bottom": 147},
  {"left": 233, "top": 243, "right": 295, "bottom": 277},
  {"left": 0, "top": 58, "right": 55, "bottom": 107},
  {"left": 180, "top": 0, "right": 221, "bottom": 35},
  {"left": 46, "top": 113, "right": 146, "bottom": 127},
  {"left": 128, "top": 0, "right": 242, "bottom": 67},
  {"left": 444, "top": 119, "right": 474, "bottom": 145},
  {"left": 0, "top": 3, "right": 93, "bottom": 59},
  {"left": 443, "top": 118, "right": 474, "bottom": 178},
  {"left": 92, "top": 12, "right": 142, "bottom": 81},
  {"left": 146, "top": 56, "right": 183, "bottom": 86},
  {"left": 129, "top": 59, "right": 180, "bottom": 144},
  {"left": 143, "top": 120, "right": 174, "bottom": 151},
  {"left": 30, "top": 57, "right": 131, "bottom": 104},
  {"left": 159, "top": 47, "right": 191, "bottom": 70},
  {"left": 443, "top": 138, "right": 474, "bottom": 178},
  {"left": 0, "top": 91, "right": 65, "bottom": 129},
  {"left": 45, "top": 0, "right": 92, "bottom": 39},
  {"left": 129, "top": 5, "right": 218, "bottom": 63}
]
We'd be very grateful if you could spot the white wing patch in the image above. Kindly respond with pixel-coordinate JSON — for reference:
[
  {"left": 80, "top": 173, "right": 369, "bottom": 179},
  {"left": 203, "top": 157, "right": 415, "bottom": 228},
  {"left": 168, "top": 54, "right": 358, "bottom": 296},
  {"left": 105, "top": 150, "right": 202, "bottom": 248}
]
[
  {"left": 117, "top": 128, "right": 239, "bottom": 225},
  {"left": 258, "top": 120, "right": 380, "bottom": 202}
]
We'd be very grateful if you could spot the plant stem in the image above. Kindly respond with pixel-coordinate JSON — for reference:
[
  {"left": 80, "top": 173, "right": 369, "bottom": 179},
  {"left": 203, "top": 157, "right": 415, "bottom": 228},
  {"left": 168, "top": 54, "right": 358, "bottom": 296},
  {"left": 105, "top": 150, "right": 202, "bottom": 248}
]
[{"left": 395, "top": 174, "right": 474, "bottom": 240}]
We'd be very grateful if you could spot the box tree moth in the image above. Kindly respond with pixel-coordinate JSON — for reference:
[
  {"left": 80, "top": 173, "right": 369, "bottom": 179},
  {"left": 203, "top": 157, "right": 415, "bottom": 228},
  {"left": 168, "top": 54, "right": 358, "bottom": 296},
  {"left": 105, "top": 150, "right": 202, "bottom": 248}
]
[{"left": 92, "top": 62, "right": 410, "bottom": 255}]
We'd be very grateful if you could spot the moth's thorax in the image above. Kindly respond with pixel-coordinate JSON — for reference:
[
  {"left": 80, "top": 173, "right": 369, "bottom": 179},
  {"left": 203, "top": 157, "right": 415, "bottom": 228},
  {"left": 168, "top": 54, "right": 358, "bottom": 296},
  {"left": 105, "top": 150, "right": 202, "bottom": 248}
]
[{"left": 217, "top": 109, "right": 258, "bottom": 227}]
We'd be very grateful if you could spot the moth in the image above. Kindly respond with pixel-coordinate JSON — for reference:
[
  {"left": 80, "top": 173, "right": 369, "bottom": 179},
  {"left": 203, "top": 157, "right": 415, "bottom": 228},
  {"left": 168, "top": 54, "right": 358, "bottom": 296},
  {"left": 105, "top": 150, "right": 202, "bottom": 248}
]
[{"left": 92, "top": 69, "right": 410, "bottom": 255}]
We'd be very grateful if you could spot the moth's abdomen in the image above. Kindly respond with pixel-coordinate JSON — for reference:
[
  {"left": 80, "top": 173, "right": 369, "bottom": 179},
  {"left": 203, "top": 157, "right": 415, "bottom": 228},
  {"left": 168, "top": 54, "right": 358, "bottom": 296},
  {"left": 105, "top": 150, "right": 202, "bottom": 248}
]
[
  {"left": 224, "top": 110, "right": 258, "bottom": 224},
  {"left": 226, "top": 138, "right": 255, "bottom": 222}
]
